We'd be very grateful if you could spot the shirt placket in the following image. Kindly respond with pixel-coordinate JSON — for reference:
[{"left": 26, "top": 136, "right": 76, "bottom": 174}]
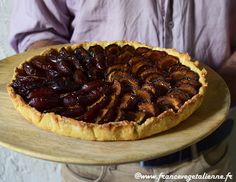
[{"left": 161, "top": 0, "right": 174, "bottom": 48}]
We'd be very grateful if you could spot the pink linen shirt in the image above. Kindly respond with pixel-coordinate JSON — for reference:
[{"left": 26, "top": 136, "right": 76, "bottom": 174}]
[{"left": 9, "top": 0, "right": 236, "bottom": 71}]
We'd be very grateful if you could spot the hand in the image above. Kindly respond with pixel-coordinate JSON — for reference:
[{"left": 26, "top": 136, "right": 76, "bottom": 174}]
[{"left": 27, "top": 40, "right": 62, "bottom": 50}]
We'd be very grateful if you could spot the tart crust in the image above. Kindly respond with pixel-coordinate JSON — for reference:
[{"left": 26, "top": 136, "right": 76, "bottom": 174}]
[{"left": 7, "top": 41, "right": 207, "bottom": 141}]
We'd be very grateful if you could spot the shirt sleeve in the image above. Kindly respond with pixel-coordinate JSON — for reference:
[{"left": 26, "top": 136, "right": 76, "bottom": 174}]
[
  {"left": 9, "top": 0, "right": 71, "bottom": 53},
  {"left": 219, "top": 52, "right": 236, "bottom": 107}
]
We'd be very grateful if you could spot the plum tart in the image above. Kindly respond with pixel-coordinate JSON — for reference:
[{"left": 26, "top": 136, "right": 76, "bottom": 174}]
[{"left": 7, "top": 41, "right": 207, "bottom": 141}]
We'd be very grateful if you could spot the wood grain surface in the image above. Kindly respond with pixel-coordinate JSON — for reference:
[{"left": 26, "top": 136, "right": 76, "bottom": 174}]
[{"left": 0, "top": 46, "right": 230, "bottom": 165}]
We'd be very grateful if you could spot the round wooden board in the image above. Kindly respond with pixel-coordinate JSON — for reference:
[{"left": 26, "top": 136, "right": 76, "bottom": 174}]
[{"left": 0, "top": 46, "right": 230, "bottom": 165}]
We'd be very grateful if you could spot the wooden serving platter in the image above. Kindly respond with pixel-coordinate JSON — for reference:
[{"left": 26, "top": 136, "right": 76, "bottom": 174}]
[{"left": 0, "top": 46, "right": 230, "bottom": 165}]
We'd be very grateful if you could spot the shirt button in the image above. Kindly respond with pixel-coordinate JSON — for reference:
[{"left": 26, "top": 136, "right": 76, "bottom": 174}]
[{"left": 168, "top": 21, "right": 174, "bottom": 28}]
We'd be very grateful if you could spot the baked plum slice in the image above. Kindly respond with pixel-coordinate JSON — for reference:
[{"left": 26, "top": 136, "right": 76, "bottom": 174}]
[
  {"left": 47, "top": 77, "right": 80, "bottom": 92},
  {"left": 97, "top": 95, "right": 120, "bottom": 124},
  {"left": 46, "top": 69, "right": 62, "bottom": 78},
  {"left": 73, "top": 68, "right": 88, "bottom": 84},
  {"left": 170, "top": 69, "right": 199, "bottom": 81},
  {"left": 138, "top": 102, "right": 160, "bottom": 116},
  {"left": 128, "top": 56, "right": 144, "bottom": 66},
  {"left": 94, "top": 54, "right": 106, "bottom": 70},
  {"left": 118, "top": 110, "right": 146, "bottom": 124},
  {"left": 141, "top": 83, "right": 157, "bottom": 95},
  {"left": 108, "top": 71, "right": 140, "bottom": 91},
  {"left": 143, "top": 50, "right": 167, "bottom": 63},
  {"left": 77, "top": 96, "right": 111, "bottom": 123},
  {"left": 157, "top": 96, "right": 182, "bottom": 112},
  {"left": 68, "top": 55, "right": 85, "bottom": 70},
  {"left": 62, "top": 82, "right": 111, "bottom": 107},
  {"left": 107, "top": 70, "right": 130, "bottom": 81},
  {"left": 47, "top": 49, "right": 60, "bottom": 63},
  {"left": 135, "top": 89, "right": 154, "bottom": 102},
  {"left": 116, "top": 51, "right": 134, "bottom": 64},
  {"left": 87, "top": 67, "right": 105, "bottom": 80},
  {"left": 131, "top": 61, "right": 152, "bottom": 75},
  {"left": 144, "top": 73, "right": 165, "bottom": 83},
  {"left": 176, "top": 83, "right": 198, "bottom": 97},
  {"left": 59, "top": 47, "right": 73, "bottom": 58},
  {"left": 168, "top": 65, "right": 190, "bottom": 73},
  {"left": 49, "top": 48, "right": 77, "bottom": 75},
  {"left": 12, "top": 76, "right": 46, "bottom": 97},
  {"left": 118, "top": 111, "right": 136, "bottom": 121},
  {"left": 105, "top": 54, "right": 118, "bottom": 66},
  {"left": 31, "top": 56, "right": 56, "bottom": 71},
  {"left": 98, "top": 108, "right": 118, "bottom": 124},
  {"left": 81, "top": 80, "right": 108, "bottom": 92},
  {"left": 105, "top": 44, "right": 121, "bottom": 57},
  {"left": 63, "top": 89, "right": 103, "bottom": 107},
  {"left": 175, "top": 78, "right": 201, "bottom": 89},
  {"left": 15, "top": 68, "right": 27, "bottom": 76},
  {"left": 167, "top": 89, "right": 190, "bottom": 103},
  {"left": 120, "top": 93, "right": 139, "bottom": 111},
  {"left": 56, "top": 59, "right": 74, "bottom": 75},
  {"left": 23, "top": 62, "right": 45, "bottom": 77},
  {"left": 61, "top": 105, "right": 85, "bottom": 118},
  {"left": 112, "top": 80, "right": 123, "bottom": 96},
  {"left": 120, "top": 78, "right": 140, "bottom": 93},
  {"left": 157, "top": 55, "right": 179, "bottom": 70},
  {"left": 89, "top": 45, "right": 104, "bottom": 57},
  {"left": 27, "top": 87, "right": 55, "bottom": 99},
  {"left": 135, "top": 47, "right": 150, "bottom": 55},
  {"left": 139, "top": 68, "right": 162, "bottom": 80},
  {"left": 13, "top": 75, "right": 46, "bottom": 86},
  {"left": 151, "top": 80, "right": 172, "bottom": 95},
  {"left": 74, "top": 47, "right": 89, "bottom": 59},
  {"left": 107, "top": 64, "right": 129, "bottom": 74},
  {"left": 28, "top": 96, "right": 61, "bottom": 112},
  {"left": 121, "top": 45, "right": 136, "bottom": 54}
]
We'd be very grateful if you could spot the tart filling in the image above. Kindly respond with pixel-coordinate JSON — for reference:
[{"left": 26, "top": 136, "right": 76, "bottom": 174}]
[{"left": 7, "top": 41, "right": 207, "bottom": 141}]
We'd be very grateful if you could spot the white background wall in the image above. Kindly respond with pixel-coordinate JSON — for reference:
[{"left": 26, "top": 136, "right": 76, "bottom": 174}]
[{"left": 0, "top": 0, "right": 235, "bottom": 182}]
